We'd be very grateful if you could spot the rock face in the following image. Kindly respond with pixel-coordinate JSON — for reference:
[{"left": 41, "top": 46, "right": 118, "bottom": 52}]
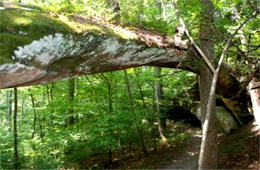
[
  {"left": 0, "top": 7, "right": 193, "bottom": 89},
  {"left": 0, "top": 32, "right": 189, "bottom": 88}
]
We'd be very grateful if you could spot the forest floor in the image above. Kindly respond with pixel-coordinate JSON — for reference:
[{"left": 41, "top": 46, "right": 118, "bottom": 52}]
[
  {"left": 217, "top": 123, "right": 260, "bottom": 169},
  {"left": 109, "top": 124, "right": 202, "bottom": 169},
  {"left": 80, "top": 122, "right": 260, "bottom": 169}
]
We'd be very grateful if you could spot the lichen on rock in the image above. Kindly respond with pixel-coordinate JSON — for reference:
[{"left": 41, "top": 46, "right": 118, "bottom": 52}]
[{"left": 13, "top": 33, "right": 76, "bottom": 66}]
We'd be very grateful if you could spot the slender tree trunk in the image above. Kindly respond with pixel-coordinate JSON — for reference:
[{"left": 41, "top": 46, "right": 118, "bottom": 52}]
[
  {"left": 100, "top": 73, "right": 114, "bottom": 165},
  {"left": 161, "top": 0, "right": 167, "bottom": 21},
  {"left": 198, "top": 0, "right": 217, "bottom": 169},
  {"left": 134, "top": 68, "right": 147, "bottom": 109},
  {"left": 138, "top": 0, "right": 144, "bottom": 25},
  {"left": 152, "top": 86, "right": 157, "bottom": 151},
  {"left": 6, "top": 90, "right": 13, "bottom": 132},
  {"left": 50, "top": 83, "right": 55, "bottom": 119},
  {"left": 13, "top": 88, "right": 18, "bottom": 169},
  {"left": 46, "top": 84, "right": 52, "bottom": 122},
  {"left": 134, "top": 68, "right": 159, "bottom": 150},
  {"left": 21, "top": 93, "right": 25, "bottom": 124},
  {"left": 46, "top": 83, "right": 55, "bottom": 133},
  {"left": 108, "top": 82, "right": 113, "bottom": 165},
  {"left": 39, "top": 115, "right": 44, "bottom": 138},
  {"left": 154, "top": 66, "right": 167, "bottom": 142},
  {"left": 75, "top": 78, "right": 79, "bottom": 123},
  {"left": 123, "top": 70, "right": 147, "bottom": 155},
  {"left": 29, "top": 90, "right": 37, "bottom": 139},
  {"left": 66, "top": 78, "right": 75, "bottom": 126}
]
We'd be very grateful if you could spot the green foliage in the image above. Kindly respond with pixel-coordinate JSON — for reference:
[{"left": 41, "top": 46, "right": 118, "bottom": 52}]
[
  {"left": 0, "top": 67, "right": 197, "bottom": 168},
  {"left": 220, "top": 140, "right": 246, "bottom": 153},
  {"left": 1, "top": 0, "right": 258, "bottom": 168}
]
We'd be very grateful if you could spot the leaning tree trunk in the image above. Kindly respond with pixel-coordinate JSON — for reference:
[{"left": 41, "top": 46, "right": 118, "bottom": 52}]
[
  {"left": 198, "top": 0, "right": 217, "bottom": 169},
  {"left": 154, "top": 66, "right": 167, "bottom": 142}
]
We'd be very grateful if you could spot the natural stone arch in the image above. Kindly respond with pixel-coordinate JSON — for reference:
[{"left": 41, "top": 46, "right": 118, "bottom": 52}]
[{"left": 0, "top": 6, "right": 253, "bottom": 126}]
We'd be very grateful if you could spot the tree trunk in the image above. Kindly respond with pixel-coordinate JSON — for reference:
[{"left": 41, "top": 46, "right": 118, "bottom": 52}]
[
  {"left": 151, "top": 82, "right": 157, "bottom": 152},
  {"left": 13, "top": 88, "right": 18, "bottom": 169},
  {"left": 248, "top": 71, "right": 260, "bottom": 126},
  {"left": 100, "top": 73, "right": 113, "bottom": 165},
  {"left": 154, "top": 66, "right": 167, "bottom": 142},
  {"left": 134, "top": 68, "right": 147, "bottom": 110},
  {"left": 198, "top": 0, "right": 217, "bottom": 169},
  {"left": 21, "top": 93, "right": 25, "bottom": 124},
  {"left": 29, "top": 89, "right": 37, "bottom": 139},
  {"left": 138, "top": 0, "right": 144, "bottom": 25},
  {"left": 108, "top": 78, "right": 113, "bottom": 164},
  {"left": 124, "top": 70, "right": 147, "bottom": 155},
  {"left": 6, "top": 90, "right": 13, "bottom": 132},
  {"left": 39, "top": 115, "right": 44, "bottom": 138},
  {"left": 46, "top": 84, "right": 53, "bottom": 125},
  {"left": 66, "top": 78, "right": 75, "bottom": 126},
  {"left": 160, "top": 0, "right": 167, "bottom": 21}
]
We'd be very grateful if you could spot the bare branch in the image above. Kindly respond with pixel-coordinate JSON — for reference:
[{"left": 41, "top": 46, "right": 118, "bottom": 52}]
[
  {"left": 229, "top": 67, "right": 260, "bottom": 101},
  {"left": 171, "top": 0, "right": 216, "bottom": 73},
  {"left": 216, "top": 11, "right": 257, "bottom": 73}
]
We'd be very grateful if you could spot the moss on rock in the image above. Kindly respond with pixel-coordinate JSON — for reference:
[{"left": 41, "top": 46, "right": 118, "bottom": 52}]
[{"left": 0, "top": 8, "right": 138, "bottom": 65}]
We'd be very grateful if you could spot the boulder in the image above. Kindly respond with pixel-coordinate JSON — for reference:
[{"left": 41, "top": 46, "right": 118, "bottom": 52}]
[{"left": 193, "top": 105, "right": 240, "bottom": 134}]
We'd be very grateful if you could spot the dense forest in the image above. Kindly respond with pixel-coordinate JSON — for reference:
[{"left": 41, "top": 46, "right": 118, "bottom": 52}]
[{"left": 0, "top": 0, "right": 259, "bottom": 169}]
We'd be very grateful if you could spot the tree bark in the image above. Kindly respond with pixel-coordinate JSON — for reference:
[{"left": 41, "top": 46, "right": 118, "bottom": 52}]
[
  {"left": 100, "top": 73, "right": 113, "bottom": 165},
  {"left": 154, "top": 66, "right": 167, "bottom": 142},
  {"left": 138, "top": 0, "right": 144, "bottom": 25},
  {"left": 161, "top": 0, "right": 167, "bottom": 21},
  {"left": 13, "top": 88, "right": 18, "bottom": 169},
  {"left": 66, "top": 78, "right": 75, "bottom": 126},
  {"left": 29, "top": 89, "right": 37, "bottom": 139},
  {"left": 6, "top": 90, "right": 12, "bottom": 132},
  {"left": 124, "top": 70, "right": 147, "bottom": 155},
  {"left": 21, "top": 92, "right": 25, "bottom": 124},
  {"left": 108, "top": 80, "right": 113, "bottom": 165},
  {"left": 198, "top": 0, "right": 217, "bottom": 169}
]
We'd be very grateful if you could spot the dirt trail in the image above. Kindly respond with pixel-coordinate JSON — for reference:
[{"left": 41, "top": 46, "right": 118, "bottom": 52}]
[{"left": 163, "top": 131, "right": 201, "bottom": 169}]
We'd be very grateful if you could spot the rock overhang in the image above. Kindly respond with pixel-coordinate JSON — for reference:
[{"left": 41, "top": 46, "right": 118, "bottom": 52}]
[{"left": 0, "top": 6, "right": 189, "bottom": 89}]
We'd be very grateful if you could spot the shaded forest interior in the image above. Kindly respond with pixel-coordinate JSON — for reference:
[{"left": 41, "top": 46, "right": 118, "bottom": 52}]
[{"left": 0, "top": 0, "right": 259, "bottom": 169}]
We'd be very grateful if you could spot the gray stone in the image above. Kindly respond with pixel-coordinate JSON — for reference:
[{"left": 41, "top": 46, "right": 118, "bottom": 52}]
[{"left": 192, "top": 105, "right": 239, "bottom": 134}]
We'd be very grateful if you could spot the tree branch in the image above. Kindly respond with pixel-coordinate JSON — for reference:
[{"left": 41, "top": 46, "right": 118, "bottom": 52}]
[
  {"left": 202, "top": 10, "right": 258, "bottom": 167},
  {"left": 172, "top": 0, "right": 216, "bottom": 73},
  {"left": 229, "top": 67, "right": 260, "bottom": 101}
]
